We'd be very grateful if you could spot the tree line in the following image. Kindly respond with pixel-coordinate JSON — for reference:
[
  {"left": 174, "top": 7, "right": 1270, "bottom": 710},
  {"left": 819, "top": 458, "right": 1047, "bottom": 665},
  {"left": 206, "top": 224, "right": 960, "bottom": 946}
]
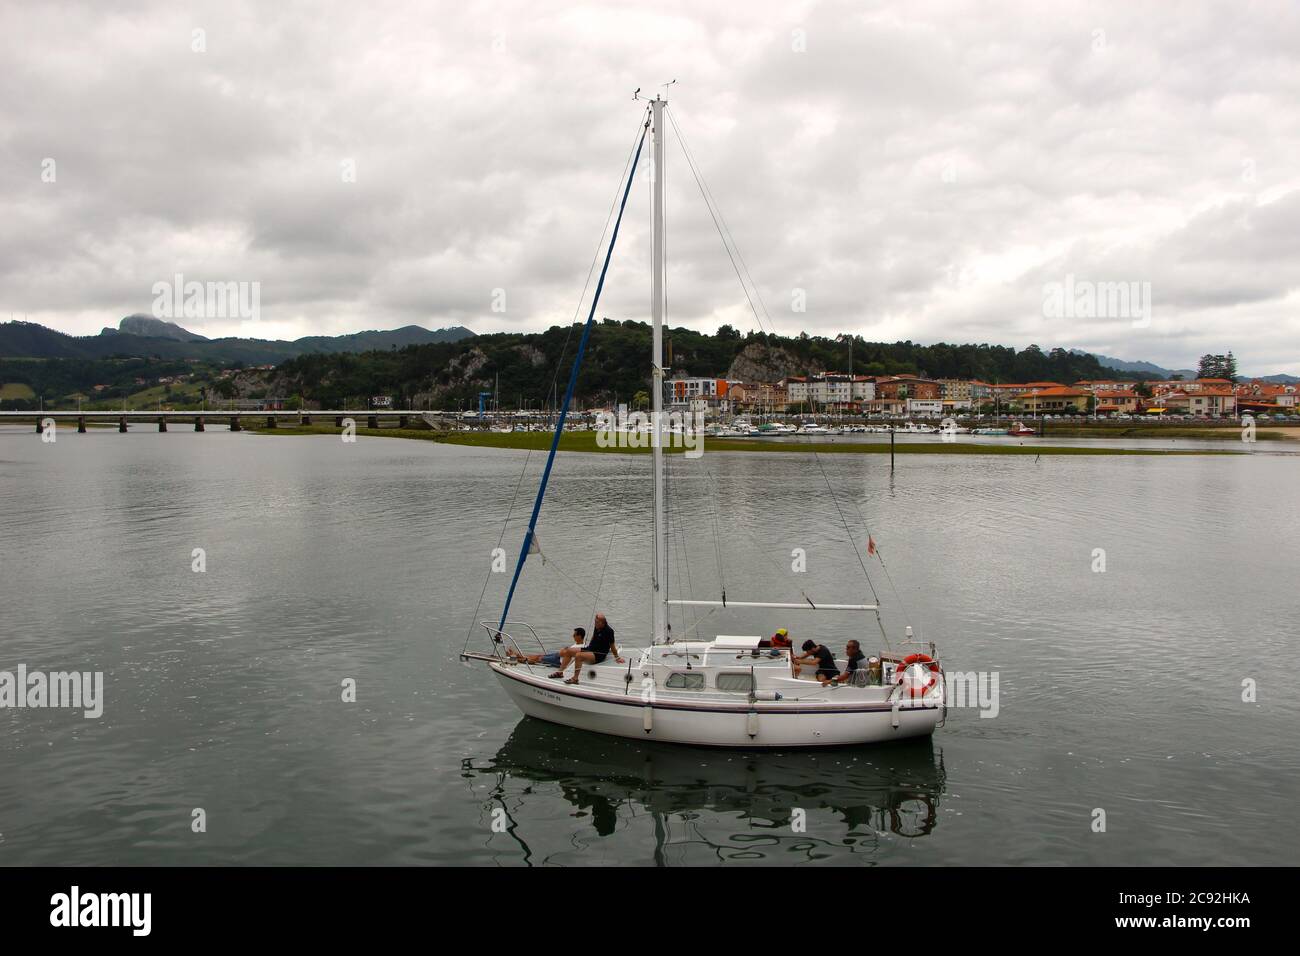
[{"left": 271, "top": 321, "right": 1144, "bottom": 409}]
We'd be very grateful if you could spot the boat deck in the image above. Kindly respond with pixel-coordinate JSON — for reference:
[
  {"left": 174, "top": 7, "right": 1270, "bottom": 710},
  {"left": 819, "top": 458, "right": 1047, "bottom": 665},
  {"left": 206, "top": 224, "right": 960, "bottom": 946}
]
[{"left": 493, "top": 640, "right": 938, "bottom": 709}]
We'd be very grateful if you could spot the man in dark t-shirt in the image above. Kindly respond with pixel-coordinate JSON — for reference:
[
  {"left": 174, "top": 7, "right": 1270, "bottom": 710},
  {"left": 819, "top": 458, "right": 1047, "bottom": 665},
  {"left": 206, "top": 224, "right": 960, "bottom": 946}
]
[
  {"left": 793, "top": 639, "right": 839, "bottom": 684},
  {"left": 551, "top": 613, "right": 623, "bottom": 684},
  {"left": 831, "top": 640, "right": 866, "bottom": 685}
]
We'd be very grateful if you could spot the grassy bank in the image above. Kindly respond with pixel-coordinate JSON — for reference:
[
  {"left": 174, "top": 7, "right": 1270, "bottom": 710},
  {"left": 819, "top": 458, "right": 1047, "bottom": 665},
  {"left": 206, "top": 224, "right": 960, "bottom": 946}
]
[
  {"left": 1042, "top": 424, "right": 1289, "bottom": 441},
  {"left": 245, "top": 423, "right": 1242, "bottom": 456}
]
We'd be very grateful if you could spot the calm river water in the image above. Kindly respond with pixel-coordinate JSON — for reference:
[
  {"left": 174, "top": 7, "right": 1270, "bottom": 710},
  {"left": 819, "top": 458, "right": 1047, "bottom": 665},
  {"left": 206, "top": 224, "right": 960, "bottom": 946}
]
[{"left": 1, "top": 427, "right": 1297, "bottom": 865}]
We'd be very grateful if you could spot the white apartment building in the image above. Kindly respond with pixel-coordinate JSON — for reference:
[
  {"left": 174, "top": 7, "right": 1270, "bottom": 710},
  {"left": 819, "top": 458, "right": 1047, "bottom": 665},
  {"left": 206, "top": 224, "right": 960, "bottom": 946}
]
[{"left": 783, "top": 373, "right": 874, "bottom": 408}]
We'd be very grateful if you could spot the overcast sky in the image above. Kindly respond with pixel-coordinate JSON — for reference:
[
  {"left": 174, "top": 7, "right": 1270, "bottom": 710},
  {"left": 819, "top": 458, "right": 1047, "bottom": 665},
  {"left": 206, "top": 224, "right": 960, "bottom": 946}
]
[{"left": 3, "top": 0, "right": 1298, "bottom": 374}]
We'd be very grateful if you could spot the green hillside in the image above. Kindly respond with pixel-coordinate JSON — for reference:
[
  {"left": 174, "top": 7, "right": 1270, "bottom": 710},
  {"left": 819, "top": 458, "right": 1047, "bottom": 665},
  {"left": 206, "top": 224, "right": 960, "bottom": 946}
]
[{"left": 275, "top": 319, "right": 1140, "bottom": 409}]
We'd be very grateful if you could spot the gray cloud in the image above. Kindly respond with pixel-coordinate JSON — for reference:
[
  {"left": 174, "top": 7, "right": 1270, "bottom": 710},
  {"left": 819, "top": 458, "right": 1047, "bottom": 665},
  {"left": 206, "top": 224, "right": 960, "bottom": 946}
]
[{"left": 2, "top": 0, "right": 1297, "bottom": 373}]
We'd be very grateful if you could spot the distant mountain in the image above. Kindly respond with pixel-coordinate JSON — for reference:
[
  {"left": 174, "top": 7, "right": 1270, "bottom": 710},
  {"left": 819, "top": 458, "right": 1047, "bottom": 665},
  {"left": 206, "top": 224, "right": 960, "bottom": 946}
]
[
  {"left": 0, "top": 318, "right": 475, "bottom": 363},
  {"left": 1071, "top": 350, "right": 1196, "bottom": 380},
  {"left": 1255, "top": 373, "right": 1300, "bottom": 384},
  {"left": 1071, "top": 349, "right": 1297, "bottom": 382},
  {"left": 291, "top": 325, "right": 469, "bottom": 354},
  {"left": 107, "top": 314, "right": 209, "bottom": 342}
]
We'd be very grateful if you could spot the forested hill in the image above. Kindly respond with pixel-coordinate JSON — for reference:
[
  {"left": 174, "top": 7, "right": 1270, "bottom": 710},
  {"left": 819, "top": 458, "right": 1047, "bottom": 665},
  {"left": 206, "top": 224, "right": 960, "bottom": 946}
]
[
  {"left": 0, "top": 318, "right": 474, "bottom": 364},
  {"left": 275, "top": 319, "right": 1139, "bottom": 408}
]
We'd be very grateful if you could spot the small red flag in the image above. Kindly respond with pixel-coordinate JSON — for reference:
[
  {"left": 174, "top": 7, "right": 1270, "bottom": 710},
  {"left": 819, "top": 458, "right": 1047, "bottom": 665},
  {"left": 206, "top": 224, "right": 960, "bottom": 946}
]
[{"left": 867, "top": 536, "right": 876, "bottom": 556}]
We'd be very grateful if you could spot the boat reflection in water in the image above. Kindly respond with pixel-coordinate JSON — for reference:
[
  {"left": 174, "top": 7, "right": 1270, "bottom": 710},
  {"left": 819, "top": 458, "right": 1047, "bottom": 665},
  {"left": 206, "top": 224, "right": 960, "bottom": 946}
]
[{"left": 463, "top": 718, "right": 948, "bottom": 864}]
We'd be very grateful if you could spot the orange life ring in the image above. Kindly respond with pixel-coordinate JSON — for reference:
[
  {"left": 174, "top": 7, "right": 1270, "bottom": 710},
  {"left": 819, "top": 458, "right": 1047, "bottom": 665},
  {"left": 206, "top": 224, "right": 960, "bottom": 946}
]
[{"left": 894, "top": 654, "right": 939, "bottom": 697}]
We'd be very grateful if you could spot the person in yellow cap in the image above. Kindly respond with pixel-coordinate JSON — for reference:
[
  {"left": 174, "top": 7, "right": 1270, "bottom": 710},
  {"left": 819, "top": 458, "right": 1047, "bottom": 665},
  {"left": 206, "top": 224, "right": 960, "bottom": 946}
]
[{"left": 770, "top": 628, "right": 791, "bottom": 649}]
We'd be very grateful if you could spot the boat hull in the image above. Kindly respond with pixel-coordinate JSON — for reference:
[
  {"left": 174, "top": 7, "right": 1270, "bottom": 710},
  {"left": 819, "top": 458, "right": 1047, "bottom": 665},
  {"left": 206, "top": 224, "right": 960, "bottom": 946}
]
[{"left": 490, "top": 663, "right": 942, "bottom": 748}]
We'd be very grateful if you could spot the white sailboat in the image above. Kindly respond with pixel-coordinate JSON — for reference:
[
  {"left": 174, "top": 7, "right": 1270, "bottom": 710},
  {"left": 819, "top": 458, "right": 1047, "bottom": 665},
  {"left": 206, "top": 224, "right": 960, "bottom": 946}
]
[{"left": 462, "top": 96, "right": 946, "bottom": 747}]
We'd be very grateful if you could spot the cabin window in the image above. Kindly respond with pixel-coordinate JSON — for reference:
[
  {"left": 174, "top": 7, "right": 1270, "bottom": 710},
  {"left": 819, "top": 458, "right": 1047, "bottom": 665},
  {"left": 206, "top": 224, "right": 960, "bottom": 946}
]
[
  {"left": 716, "top": 672, "right": 755, "bottom": 693},
  {"left": 665, "top": 672, "right": 705, "bottom": 690}
]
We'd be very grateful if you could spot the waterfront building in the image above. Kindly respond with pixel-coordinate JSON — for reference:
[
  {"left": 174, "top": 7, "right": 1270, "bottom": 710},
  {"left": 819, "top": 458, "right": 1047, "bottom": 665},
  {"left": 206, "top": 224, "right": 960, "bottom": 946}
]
[{"left": 1016, "top": 386, "right": 1091, "bottom": 414}]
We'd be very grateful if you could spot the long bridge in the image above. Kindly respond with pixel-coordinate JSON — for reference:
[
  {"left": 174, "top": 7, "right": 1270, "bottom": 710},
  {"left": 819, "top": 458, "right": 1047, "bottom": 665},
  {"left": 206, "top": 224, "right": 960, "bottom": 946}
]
[{"left": 0, "top": 410, "right": 460, "bottom": 433}]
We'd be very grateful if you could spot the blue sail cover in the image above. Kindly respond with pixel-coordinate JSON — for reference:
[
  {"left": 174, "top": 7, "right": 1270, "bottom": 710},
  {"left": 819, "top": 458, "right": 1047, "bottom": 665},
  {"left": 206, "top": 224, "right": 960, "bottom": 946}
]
[{"left": 496, "top": 125, "right": 647, "bottom": 634}]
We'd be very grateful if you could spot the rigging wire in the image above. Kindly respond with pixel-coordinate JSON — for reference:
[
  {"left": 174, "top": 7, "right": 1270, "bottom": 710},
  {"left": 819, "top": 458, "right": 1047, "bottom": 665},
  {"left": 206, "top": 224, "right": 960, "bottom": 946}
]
[
  {"left": 845, "top": 485, "right": 918, "bottom": 643},
  {"left": 497, "top": 116, "right": 648, "bottom": 634},
  {"left": 550, "top": 107, "right": 653, "bottom": 404},
  {"left": 463, "top": 110, "right": 649, "bottom": 654},
  {"left": 467, "top": 110, "right": 650, "bottom": 650},
  {"left": 461, "top": 448, "right": 535, "bottom": 654},
  {"left": 696, "top": 464, "right": 811, "bottom": 585},
  {"left": 539, "top": 551, "right": 603, "bottom": 604},
  {"left": 588, "top": 451, "right": 642, "bottom": 621},
  {"left": 665, "top": 106, "right": 775, "bottom": 334},
  {"left": 811, "top": 450, "right": 892, "bottom": 650},
  {"left": 706, "top": 464, "right": 727, "bottom": 602},
  {"left": 666, "top": 452, "right": 700, "bottom": 640}
]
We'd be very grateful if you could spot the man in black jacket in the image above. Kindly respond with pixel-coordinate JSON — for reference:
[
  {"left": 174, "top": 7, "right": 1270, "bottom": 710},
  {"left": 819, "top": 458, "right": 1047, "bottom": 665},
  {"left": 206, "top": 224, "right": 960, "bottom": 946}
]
[{"left": 551, "top": 613, "right": 624, "bottom": 684}]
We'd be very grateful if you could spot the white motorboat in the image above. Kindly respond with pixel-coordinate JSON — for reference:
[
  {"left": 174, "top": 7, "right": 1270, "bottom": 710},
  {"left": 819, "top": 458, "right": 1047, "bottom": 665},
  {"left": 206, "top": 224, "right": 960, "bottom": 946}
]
[{"left": 462, "top": 96, "right": 946, "bottom": 748}]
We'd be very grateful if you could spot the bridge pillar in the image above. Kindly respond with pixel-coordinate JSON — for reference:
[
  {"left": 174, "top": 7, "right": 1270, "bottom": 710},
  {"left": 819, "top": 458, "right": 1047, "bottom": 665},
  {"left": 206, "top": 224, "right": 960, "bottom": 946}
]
[
  {"left": 266, "top": 416, "right": 277, "bottom": 428},
  {"left": 119, "top": 417, "right": 128, "bottom": 433},
  {"left": 368, "top": 415, "right": 379, "bottom": 429},
  {"left": 230, "top": 417, "right": 242, "bottom": 432},
  {"left": 158, "top": 418, "right": 167, "bottom": 432},
  {"left": 77, "top": 416, "right": 86, "bottom": 433},
  {"left": 399, "top": 415, "right": 408, "bottom": 428},
  {"left": 195, "top": 416, "right": 205, "bottom": 432}
]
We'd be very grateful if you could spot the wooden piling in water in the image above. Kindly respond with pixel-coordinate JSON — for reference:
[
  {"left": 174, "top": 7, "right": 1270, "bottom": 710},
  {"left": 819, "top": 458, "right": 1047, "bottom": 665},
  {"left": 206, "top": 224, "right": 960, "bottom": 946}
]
[
  {"left": 334, "top": 416, "right": 343, "bottom": 427},
  {"left": 195, "top": 416, "right": 205, "bottom": 432},
  {"left": 301, "top": 414, "right": 312, "bottom": 425},
  {"left": 35, "top": 420, "right": 43, "bottom": 433},
  {"left": 890, "top": 428, "right": 895, "bottom": 469},
  {"left": 158, "top": 418, "right": 167, "bottom": 432},
  {"left": 119, "top": 417, "right": 128, "bottom": 433},
  {"left": 77, "top": 416, "right": 86, "bottom": 433},
  {"left": 230, "top": 417, "right": 242, "bottom": 432},
  {"left": 399, "top": 415, "right": 408, "bottom": 428},
  {"left": 368, "top": 415, "right": 379, "bottom": 429},
  {"left": 265, "top": 416, "right": 277, "bottom": 428}
]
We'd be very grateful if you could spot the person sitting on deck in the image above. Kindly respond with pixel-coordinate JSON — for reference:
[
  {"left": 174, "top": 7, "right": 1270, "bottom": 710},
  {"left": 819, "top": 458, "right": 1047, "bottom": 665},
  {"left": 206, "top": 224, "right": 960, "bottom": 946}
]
[
  {"left": 551, "top": 613, "right": 624, "bottom": 685},
  {"left": 792, "top": 639, "right": 839, "bottom": 684},
  {"left": 829, "top": 640, "right": 866, "bottom": 686},
  {"left": 507, "top": 627, "right": 584, "bottom": 668}
]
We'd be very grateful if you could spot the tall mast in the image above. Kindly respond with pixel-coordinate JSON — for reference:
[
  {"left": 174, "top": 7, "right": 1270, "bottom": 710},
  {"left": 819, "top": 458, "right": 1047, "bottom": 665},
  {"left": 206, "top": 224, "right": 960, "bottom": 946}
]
[{"left": 650, "top": 96, "right": 668, "bottom": 644}]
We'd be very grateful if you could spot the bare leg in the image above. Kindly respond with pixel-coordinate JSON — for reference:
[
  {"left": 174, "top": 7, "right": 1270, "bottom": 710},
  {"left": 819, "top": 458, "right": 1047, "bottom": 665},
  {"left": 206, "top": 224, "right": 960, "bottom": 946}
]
[
  {"left": 566, "top": 651, "right": 596, "bottom": 683},
  {"left": 550, "top": 646, "right": 575, "bottom": 678}
]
